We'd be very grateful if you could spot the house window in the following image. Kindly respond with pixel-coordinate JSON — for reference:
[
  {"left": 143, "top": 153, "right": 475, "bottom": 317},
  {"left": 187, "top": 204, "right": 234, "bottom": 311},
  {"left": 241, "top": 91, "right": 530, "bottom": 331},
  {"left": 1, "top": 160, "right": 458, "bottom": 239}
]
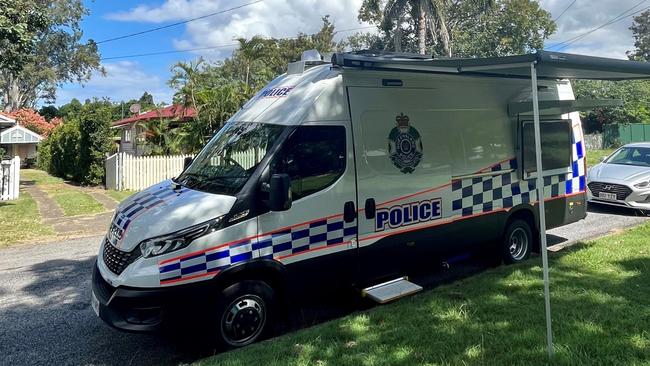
[{"left": 123, "top": 128, "right": 132, "bottom": 143}]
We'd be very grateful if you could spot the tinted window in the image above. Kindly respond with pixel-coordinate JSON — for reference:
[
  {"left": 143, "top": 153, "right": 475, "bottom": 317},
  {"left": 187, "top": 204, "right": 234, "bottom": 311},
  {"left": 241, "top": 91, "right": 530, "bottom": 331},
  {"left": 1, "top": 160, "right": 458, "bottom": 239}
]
[
  {"left": 522, "top": 120, "right": 572, "bottom": 173},
  {"left": 272, "top": 126, "right": 346, "bottom": 201}
]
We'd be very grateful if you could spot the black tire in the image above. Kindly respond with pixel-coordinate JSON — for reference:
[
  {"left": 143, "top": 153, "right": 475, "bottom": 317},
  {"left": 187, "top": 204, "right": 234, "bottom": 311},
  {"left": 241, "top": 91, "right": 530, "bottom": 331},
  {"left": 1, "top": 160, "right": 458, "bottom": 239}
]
[
  {"left": 214, "top": 280, "right": 276, "bottom": 349},
  {"left": 502, "top": 219, "right": 533, "bottom": 264}
]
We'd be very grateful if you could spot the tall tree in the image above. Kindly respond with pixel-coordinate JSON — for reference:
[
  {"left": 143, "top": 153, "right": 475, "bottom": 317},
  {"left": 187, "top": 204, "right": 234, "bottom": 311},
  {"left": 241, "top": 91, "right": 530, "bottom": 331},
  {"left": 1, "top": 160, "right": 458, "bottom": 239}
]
[
  {"left": 0, "top": 0, "right": 47, "bottom": 73},
  {"left": 0, "top": 0, "right": 102, "bottom": 112},
  {"left": 628, "top": 10, "right": 650, "bottom": 61},
  {"left": 361, "top": 0, "right": 493, "bottom": 55}
]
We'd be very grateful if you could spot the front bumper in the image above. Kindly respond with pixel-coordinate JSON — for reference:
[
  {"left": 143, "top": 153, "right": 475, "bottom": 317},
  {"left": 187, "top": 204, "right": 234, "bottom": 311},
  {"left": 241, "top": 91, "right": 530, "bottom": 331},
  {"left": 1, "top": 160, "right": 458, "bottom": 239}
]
[
  {"left": 91, "top": 261, "right": 214, "bottom": 332},
  {"left": 587, "top": 182, "right": 650, "bottom": 210}
]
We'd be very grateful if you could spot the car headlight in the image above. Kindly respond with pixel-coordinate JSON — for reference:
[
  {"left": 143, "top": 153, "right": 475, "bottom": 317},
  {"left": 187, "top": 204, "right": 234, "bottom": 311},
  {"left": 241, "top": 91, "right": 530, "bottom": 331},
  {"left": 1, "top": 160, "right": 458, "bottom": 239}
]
[
  {"left": 634, "top": 181, "right": 650, "bottom": 189},
  {"left": 139, "top": 216, "right": 225, "bottom": 258}
]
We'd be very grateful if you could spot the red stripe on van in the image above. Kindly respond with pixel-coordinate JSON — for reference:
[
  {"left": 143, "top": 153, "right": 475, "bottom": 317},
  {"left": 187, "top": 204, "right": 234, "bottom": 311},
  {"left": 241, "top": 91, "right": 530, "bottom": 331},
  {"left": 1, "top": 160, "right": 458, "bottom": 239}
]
[{"left": 160, "top": 270, "right": 220, "bottom": 285}]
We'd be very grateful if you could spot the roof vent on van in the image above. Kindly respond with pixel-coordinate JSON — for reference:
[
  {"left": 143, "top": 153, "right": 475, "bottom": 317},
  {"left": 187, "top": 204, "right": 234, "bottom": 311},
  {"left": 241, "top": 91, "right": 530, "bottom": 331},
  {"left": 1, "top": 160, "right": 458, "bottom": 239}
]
[{"left": 301, "top": 49, "right": 322, "bottom": 62}]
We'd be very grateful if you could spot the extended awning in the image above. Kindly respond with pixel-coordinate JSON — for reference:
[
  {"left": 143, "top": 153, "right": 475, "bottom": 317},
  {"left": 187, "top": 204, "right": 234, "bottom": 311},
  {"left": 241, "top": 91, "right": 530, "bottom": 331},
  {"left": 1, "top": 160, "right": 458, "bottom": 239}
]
[{"left": 332, "top": 50, "right": 650, "bottom": 80}]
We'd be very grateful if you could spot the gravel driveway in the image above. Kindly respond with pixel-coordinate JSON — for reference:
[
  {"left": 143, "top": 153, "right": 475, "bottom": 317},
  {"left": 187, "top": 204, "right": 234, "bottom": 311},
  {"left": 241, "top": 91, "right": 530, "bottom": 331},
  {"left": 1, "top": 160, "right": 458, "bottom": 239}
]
[{"left": 0, "top": 204, "right": 647, "bottom": 366}]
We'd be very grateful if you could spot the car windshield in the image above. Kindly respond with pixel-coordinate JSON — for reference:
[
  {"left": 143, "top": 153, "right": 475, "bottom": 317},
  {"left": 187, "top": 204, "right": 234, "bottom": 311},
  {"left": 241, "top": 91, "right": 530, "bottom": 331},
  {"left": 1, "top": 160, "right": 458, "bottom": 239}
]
[
  {"left": 606, "top": 146, "right": 650, "bottom": 167},
  {"left": 176, "top": 122, "right": 285, "bottom": 195}
]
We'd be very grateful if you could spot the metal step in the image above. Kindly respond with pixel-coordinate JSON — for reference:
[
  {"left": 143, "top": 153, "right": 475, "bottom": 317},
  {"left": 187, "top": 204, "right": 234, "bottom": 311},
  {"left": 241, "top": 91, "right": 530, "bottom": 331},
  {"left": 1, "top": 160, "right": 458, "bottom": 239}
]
[{"left": 362, "top": 277, "right": 423, "bottom": 304}]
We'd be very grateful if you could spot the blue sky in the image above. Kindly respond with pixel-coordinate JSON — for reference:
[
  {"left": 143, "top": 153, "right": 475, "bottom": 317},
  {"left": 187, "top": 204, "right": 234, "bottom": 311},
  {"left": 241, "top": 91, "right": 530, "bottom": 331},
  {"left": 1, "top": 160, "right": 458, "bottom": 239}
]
[{"left": 53, "top": 0, "right": 644, "bottom": 108}]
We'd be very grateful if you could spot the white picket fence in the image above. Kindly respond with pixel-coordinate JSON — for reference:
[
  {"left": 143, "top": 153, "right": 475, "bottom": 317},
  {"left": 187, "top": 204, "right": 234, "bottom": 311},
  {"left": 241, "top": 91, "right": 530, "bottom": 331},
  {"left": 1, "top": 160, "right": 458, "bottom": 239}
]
[
  {"left": 105, "top": 153, "right": 193, "bottom": 191},
  {"left": 0, "top": 157, "right": 20, "bottom": 201},
  {"left": 105, "top": 150, "right": 262, "bottom": 191}
]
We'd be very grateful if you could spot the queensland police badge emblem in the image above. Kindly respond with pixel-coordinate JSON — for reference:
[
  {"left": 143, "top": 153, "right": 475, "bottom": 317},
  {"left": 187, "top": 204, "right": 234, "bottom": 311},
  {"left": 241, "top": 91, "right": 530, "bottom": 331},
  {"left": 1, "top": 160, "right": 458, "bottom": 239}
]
[{"left": 388, "top": 113, "right": 423, "bottom": 174}]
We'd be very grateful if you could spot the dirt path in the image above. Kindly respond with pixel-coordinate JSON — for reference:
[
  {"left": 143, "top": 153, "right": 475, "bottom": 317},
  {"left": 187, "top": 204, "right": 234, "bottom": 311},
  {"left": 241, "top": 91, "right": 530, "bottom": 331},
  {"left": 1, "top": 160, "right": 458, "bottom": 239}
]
[{"left": 21, "top": 182, "right": 118, "bottom": 237}]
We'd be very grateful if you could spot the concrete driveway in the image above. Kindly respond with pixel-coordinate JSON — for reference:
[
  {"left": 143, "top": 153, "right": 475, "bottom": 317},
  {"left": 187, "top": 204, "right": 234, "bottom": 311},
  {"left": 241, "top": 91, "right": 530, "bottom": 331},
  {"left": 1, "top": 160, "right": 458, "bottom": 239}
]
[{"left": 0, "top": 204, "right": 647, "bottom": 366}]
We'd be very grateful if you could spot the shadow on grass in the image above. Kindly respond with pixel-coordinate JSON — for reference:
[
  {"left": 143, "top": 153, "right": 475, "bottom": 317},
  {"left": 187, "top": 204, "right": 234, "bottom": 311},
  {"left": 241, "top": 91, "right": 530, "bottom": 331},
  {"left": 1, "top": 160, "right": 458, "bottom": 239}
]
[{"left": 203, "top": 240, "right": 650, "bottom": 365}]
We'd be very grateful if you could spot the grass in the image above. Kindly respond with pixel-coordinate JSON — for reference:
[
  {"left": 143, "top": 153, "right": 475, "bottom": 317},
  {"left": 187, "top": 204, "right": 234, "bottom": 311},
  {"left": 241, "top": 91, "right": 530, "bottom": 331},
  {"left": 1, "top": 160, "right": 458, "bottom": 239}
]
[
  {"left": 586, "top": 149, "right": 615, "bottom": 167},
  {"left": 0, "top": 191, "right": 55, "bottom": 247},
  {"left": 19, "top": 169, "right": 64, "bottom": 185},
  {"left": 40, "top": 184, "right": 105, "bottom": 217},
  {"left": 105, "top": 190, "right": 135, "bottom": 203},
  {"left": 199, "top": 223, "right": 650, "bottom": 366}
]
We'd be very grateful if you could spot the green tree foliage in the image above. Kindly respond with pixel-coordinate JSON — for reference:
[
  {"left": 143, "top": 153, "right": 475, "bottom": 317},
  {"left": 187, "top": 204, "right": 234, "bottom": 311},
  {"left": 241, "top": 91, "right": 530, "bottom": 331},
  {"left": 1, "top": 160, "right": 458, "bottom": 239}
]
[
  {"left": 169, "top": 17, "right": 337, "bottom": 152},
  {"left": 452, "top": 0, "right": 555, "bottom": 57},
  {"left": 0, "top": 0, "right": 47, "bottom": 73},
  {"left": 137, "top": 117, "right": 187, "bottom": 156},
  {"left": 38, "top": 105, "right": 61, "bottom": 121},
  {"left": 0, "top": 0, "right": 102, "bottom": 112},
  {"left": 353, "top": 0, "right": 552, "bottom": 57},
  {"left": 77, "top": 100, "right": 113, "bottom": 185},
  {"left": 628, "top": 10, "right": 650, "bottom": 61},
  {"left": 58, "top": 98, "right": 83, "bottom": 119},
  {"left": 573, "top": 80, "right": 650, "bottom": 133},
  {"left": 42, "top": 119, "right": 80, "bottom": 179},
  {"left": 39, "top": 99, "right": 113, "bottom": 184}
]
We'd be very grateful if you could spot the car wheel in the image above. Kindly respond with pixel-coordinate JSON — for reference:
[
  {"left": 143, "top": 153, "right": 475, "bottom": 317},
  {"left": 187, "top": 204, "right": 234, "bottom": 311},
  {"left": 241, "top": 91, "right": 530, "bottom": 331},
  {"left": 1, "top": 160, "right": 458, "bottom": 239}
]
[
  {"left": 502, "top": 219, "right": 533, "bottom": 264},
  {"left": 215, "top": 280, "right": 276, "bottom": 349}
]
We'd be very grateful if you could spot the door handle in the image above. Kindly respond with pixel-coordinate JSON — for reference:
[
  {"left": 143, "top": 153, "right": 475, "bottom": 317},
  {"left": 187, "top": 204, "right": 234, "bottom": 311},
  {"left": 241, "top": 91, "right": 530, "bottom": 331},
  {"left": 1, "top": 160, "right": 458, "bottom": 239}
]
[
  {"left": 365, "top": 198, "right": 376, "bottom": 219},
  {"left": 344, "top": 201, "right": 356, "bottom": 223}
]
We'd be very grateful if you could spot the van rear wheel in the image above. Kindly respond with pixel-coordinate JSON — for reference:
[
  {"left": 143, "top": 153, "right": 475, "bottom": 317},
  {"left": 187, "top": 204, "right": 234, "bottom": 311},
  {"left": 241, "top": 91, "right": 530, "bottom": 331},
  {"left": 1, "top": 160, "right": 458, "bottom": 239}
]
[
  {"left": 502, "top": 219, "right": 532, "bottom": 264},
  {"left": 215, "top": 281, "right": 276, "bottom": 348}
]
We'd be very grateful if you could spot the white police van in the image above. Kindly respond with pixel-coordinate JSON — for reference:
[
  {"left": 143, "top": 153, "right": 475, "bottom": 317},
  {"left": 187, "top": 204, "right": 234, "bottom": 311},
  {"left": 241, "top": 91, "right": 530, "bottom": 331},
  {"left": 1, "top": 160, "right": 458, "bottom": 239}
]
[{"left": 92, "top": 50, "right": 589, "bottom": 347}]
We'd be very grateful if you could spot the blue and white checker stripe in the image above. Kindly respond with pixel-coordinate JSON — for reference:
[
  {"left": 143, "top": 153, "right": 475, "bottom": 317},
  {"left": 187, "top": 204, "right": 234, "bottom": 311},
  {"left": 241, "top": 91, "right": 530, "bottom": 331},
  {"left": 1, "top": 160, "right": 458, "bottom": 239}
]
[
  {"left": 566, "top": 125, "right": 586, "bottom": 195},
  {"left": 452, "top": 127, "right": 586, "bottom": 217},
  {"left": 114, "top": 187, "right": 185, "bottom": 232},
  {"left": 255, "top": 216, "right": 357, "bottom": 259},
  {"left": 158, "top": 216, "right": 357, "bottom": 284}
]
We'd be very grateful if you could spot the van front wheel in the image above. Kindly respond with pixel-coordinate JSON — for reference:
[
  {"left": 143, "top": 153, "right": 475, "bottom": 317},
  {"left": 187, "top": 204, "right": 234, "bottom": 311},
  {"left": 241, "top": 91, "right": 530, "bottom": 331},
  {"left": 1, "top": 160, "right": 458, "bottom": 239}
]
[
  {"left": 502, "top": 219, "right": 532, "bottom": 264},
  {"left": 215, "top": 281, "right": 276, "bottom": 348}
]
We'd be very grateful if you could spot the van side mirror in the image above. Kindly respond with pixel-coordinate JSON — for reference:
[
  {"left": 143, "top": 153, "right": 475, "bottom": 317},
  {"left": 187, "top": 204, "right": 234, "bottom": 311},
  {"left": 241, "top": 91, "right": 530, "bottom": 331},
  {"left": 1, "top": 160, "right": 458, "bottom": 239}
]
[
  {"left": 268, "top": 173, "right": 292, "bottom": 211},
  {"left": 184, "top": 157, "right": 193, "bottom": 170}
]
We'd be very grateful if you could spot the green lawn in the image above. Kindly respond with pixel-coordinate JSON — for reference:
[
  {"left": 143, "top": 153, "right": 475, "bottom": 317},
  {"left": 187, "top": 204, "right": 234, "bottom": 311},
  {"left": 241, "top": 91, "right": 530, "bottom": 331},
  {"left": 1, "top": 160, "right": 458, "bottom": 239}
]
[
  {"left": 0, "top": 191, "right": 55, "bottom": 247},
  {"left": 200, "top": 224, "right": 650, "bottom": 366},
  {"left": 40, "top": 184, "right": 105, "bottom": 216},
  {"left": 586, "top": 149, "right": 615, "bottom": 167},
  {"left": 20, "top": 169, "right": 64, "bottom": 185},
  {"left": 105, "top": 190, "right": 135, "bottom": 203}
]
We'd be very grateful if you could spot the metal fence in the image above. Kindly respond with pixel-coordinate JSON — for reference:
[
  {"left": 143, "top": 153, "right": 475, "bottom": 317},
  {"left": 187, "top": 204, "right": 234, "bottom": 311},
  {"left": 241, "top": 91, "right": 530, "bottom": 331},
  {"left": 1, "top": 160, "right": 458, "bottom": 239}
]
[
  {"left": 603, "top": 123, "right": 650, "bottom": 147},
  {"left": 0, "top": 157, "right": 20, "bottom": 200}
]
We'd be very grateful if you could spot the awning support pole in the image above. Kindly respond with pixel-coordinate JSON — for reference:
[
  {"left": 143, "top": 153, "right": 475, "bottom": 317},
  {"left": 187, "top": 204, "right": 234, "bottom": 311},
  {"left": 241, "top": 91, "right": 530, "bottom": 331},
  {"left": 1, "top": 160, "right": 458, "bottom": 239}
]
[{"left": 531, "top": 61, "right": 554, "bottom": 358}]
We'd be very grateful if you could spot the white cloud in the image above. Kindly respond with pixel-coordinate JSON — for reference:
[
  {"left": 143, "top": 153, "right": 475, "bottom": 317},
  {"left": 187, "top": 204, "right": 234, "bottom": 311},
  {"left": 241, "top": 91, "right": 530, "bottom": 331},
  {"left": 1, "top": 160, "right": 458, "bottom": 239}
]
[
  {"left": 55, "top": 61, "right": 175, "bottom": 107},
  {"left": 106, "top": 0, "right": 370, "bottom": 59},
  {"left": 541, "top": 0, "right": 641, "bottom": 59}
]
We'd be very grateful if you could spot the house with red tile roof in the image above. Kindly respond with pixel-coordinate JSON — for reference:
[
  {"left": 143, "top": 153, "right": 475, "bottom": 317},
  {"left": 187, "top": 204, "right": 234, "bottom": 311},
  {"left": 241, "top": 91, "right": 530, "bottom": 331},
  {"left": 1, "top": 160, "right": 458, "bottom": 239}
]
[{"left": 112, "top": 105, "right": 195, "bottom": 155}]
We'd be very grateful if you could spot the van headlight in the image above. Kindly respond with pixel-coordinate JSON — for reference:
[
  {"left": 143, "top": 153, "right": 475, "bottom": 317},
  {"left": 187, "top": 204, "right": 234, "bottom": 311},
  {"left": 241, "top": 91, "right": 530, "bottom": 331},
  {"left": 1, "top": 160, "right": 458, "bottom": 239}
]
[
  {"left": 634, "top": 181, "right": 650, "bottom": 189},
  {"left": 139, "top": 216, "right": 225, "bottom": 258}
]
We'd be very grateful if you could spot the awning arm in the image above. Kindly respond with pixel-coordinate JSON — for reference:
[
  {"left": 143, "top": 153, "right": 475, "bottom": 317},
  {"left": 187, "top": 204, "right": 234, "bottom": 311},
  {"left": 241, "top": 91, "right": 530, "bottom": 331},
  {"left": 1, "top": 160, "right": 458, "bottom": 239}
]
[{"left": 531, "top": 61, "right": 554, "bottom": 358}]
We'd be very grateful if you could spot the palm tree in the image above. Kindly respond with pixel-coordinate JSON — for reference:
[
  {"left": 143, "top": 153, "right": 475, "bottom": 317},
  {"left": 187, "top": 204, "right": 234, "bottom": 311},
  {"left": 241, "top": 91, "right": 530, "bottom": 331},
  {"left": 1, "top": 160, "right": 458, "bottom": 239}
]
[
  {"left": 236, "top": 36, "right": 268, "bottom": 86},
  {"left": 375, "top": 0, "right": 493, "bottom": 56}
]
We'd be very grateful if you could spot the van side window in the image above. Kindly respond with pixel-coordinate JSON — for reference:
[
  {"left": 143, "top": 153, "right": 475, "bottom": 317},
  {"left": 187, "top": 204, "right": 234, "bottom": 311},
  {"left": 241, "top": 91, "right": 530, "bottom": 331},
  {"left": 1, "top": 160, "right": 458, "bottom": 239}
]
[{"left": 272, "top": 126, "right": 346, "bottom": 201}]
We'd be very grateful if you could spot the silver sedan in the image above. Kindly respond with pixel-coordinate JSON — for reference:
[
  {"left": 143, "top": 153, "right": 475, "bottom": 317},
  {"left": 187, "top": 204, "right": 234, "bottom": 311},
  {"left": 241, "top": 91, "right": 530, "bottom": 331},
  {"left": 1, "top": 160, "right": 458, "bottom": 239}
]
[{"left": 587, "top": 143, "right": 650, "bottom": 210}]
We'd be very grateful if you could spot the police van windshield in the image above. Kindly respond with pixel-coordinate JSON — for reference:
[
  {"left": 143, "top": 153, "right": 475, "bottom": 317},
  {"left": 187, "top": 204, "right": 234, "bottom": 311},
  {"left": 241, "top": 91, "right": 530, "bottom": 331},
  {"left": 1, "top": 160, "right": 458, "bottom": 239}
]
[{"left": 176, "top": 122, "right": 285, "bottom": 195}]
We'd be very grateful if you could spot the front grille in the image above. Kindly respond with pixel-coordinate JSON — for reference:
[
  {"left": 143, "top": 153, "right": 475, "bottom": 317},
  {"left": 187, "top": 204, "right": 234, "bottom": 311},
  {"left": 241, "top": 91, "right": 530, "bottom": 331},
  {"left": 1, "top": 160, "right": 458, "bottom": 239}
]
[
  {"left": 588, "top": 182, "right": 633, "bottom": 200},
  {"left": 103, "top": 239, "right": 141, "bottom": 275}
]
